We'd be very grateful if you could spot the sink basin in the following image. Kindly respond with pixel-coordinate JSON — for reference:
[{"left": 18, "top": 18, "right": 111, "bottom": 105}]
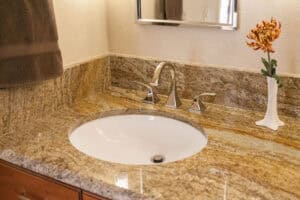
[{"left": 69, "top": 114, "right": 207, "bottom": 165}]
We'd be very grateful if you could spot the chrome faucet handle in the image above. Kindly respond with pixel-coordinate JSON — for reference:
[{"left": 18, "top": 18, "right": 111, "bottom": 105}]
[
  {"left": 134, "top": 81, "right": 160, "bottom": 104},
  {"left": 189, "top": 93, "right": 216, "bottom": 114}
]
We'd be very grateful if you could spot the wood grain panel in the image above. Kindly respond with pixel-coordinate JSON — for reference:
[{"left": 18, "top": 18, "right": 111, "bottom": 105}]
[
  {"left": 0, "top": 160, "right": 81, "bottom": 200},
  {"left": 82, "top": 191, "right": 110, "bottom": 200}
]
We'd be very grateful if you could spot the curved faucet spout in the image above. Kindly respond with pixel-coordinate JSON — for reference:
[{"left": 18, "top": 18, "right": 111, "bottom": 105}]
[
  {"left": 150, "top": 62, "right": 175, "bottom": 87},
  {"left": 150, "top": 62, "right": 181, "bottom": 108}
]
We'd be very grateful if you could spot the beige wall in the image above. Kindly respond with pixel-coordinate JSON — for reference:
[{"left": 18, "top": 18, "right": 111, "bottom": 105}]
[
  {"left": 53, "top": 0, "right": 109, "bottom": 68},
  {"left": 107, "top": 0, "right": 300, "bottom": 75},
  {"left": 183, "top": 0, "right": 220, "bottom": 23}
]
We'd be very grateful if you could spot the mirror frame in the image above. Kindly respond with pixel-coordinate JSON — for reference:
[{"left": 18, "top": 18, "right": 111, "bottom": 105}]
[{"left": 136, "top": 0, "right": 238, "bottom": 30}]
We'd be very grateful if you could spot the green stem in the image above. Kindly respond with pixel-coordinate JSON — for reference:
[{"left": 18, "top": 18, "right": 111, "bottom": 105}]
[{"left": 267, "top": 51, "right": 271, "bottom": 76}]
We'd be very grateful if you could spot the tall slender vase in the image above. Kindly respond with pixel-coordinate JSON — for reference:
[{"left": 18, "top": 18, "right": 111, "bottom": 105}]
[{"left": 256, "top": 77, "right": 284, "bottom": 130}]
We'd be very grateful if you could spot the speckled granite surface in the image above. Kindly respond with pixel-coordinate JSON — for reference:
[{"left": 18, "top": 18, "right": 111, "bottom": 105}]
[
  {"left": 0, "top": 87, "right": 299, "bottom": 200},
  {"left": 0, "top": 56, "right": 110, "bottom": 135},
  {"left": 110, "top": 55, "right": 300, "bottom": 117}
]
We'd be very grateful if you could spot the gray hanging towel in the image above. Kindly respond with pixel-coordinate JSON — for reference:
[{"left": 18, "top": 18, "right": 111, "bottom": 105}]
[
  {"left": 0, "top": 0, "right": 63, "bottom": 88},
  {"left": 165, "top": 0, "right": 183, "bottom": 20}
]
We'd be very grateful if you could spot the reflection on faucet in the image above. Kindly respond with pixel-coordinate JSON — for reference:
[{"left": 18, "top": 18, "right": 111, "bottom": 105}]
[
  {"left": 150, "top": 62, "right": 182, "bottom": 108},
  {"left": 134, "top": 81, "right": 160, "bottom": 104}
]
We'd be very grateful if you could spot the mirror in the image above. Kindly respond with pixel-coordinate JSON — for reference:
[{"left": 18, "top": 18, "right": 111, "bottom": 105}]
[{"left": 137, "top": 0, "right": 238, "bottom": 30}]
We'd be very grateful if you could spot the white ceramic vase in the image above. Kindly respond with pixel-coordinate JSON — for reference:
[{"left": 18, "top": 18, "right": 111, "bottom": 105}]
[{"left": 256, "top": 77, "right": 284, "bottom": 131}]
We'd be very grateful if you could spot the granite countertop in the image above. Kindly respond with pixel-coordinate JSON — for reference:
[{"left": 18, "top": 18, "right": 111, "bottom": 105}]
[{"left": 0, "top": 87, "right": 299, "bottom": 200}]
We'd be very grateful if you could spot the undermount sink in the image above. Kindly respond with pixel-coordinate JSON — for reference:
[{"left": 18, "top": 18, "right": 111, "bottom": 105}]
[{"left": 69, "top": 114, "right": 207, "bottom": 165}]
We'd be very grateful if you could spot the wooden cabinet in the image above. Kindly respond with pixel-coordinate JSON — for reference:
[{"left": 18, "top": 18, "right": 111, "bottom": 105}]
[
  {"left": 0, "top": 161, "right": 81, "bottom": 200},
  {"left": 0, "top": 160, "right": 111, "bottom": 200},
  {"left": 83, "top": 192, "right": 110, "bottom": 200}
]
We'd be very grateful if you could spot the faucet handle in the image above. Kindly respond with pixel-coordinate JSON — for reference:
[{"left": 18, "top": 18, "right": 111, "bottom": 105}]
[
  {"left": 189, "top": 93, "right": 216, "bottom": 114},
  {"left": 134, "top": 81, "right": 160, "bottom": 104}
]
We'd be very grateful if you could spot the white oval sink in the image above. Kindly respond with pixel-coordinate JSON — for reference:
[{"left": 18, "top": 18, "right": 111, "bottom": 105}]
[{"left": 69, "top": 114, "right": 207, "bottom": 165}]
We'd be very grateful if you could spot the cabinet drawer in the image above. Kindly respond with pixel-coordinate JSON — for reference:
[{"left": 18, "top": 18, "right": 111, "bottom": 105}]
[{"left": 0, "top": 161, "right": 80, "bottom": 200}]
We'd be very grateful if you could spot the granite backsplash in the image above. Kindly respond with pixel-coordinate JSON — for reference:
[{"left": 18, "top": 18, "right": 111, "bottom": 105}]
[
  {"left": 110, "top": 55, "right": 300, "bottom": 118},
  {"left": 0, "top": 53, "right": 299, "bottom": 136},
  {"left": 0, "top": 56, "right": 110, "bottom": 134}
]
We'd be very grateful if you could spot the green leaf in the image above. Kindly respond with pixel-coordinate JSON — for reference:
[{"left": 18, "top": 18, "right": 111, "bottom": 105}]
[
  {"left": 271, "top": 67, "right": 276, "bottom": 76},
  {"left": 274, "top": 75, "right": 283, "bottom": 88},
  {"left": 261, "top": 69, "right": 269, "bottom": 77},
  {"left": 261, "top": 57, "right": 270, "bottom": 69},
  {"left": 270, "top": 59, "right": 278, "bottom": 67}
]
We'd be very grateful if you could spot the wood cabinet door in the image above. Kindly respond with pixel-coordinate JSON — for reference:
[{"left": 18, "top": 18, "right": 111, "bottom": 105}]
[
  {"left": 82, "top": 191, "right": 110, "bottom": 200},
  {"left": 0, "top": 160, "right": 81, "bottom": 200}
]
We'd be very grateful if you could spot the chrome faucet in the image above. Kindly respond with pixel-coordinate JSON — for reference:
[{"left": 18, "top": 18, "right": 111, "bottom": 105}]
[
  {"left": 134, "top": 81, "right": 160, "bottom": 104},
  {"left": 150, "top": 62, "right": 182, "bottom": 108},
  {"left": 189, "top": 93, "right": 216, "bottom": 114}
]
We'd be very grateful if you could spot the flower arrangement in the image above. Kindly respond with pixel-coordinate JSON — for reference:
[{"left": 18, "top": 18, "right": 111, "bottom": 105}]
[{"left": 246, "top": 17, "right": 283, "bottom": 87}]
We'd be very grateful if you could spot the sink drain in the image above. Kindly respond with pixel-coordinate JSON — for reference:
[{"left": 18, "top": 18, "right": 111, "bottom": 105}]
[{"left": 151, "top": 155, "right": 165, "bottom": 164}]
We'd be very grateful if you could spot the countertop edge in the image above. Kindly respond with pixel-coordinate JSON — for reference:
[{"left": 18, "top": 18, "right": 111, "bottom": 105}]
[{"left": 0, "top": 149, "right": 153, "bottom": 200}]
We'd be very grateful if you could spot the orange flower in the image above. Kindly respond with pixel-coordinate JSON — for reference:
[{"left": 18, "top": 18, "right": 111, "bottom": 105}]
[{"left": 246, "top": 17, "right": 281, "bottom": 53}]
